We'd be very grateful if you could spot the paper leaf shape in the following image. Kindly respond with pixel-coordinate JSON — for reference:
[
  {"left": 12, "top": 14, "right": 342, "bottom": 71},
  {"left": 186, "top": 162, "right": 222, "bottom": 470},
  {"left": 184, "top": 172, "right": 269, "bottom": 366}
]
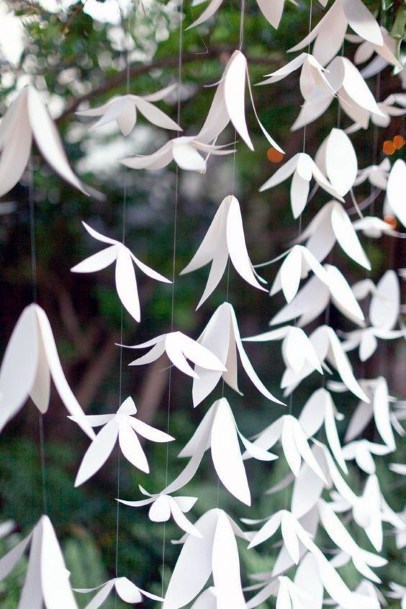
[
  {"left": 315, "top": 128, "right": 358, "bottom": 196},
  {"left": 270, "top": 245, "right": 329, "bottom": 303},
  {"left": 297, "top": 201, "right": 370, "bottom": 269},
  {"left": 259, "top": 153, "right": 343, "bottom": 218},
  {"left": 75, "top": 577, "right": 162, "bottom": 608},
  {"left": 71, "top": 221, "right": 170, "bottom": 322},
  {"left": 260, "top": 53, "right": 335, "bottom": 100},
  {"left": 77, "top": 84, "right": 181, "bottom": 135},
  {"left": 354, "top": 158, "right": 390, "bottom": 190},
  {"left": 74, "top": 396, "right": 173, "bottom": 486},
  {"left": 386, "top": 159, "right": 406, "bottom": 227},
  {"left": 0, "top": 86, "right": 90, "bottom": 197},
  {"left": 120, "top": 492, "right": 201, "bottom": 537},
  {"left": 124, "top": 331, "right": 226, "bottom": 379},
  {"left": 0, "top": 515, "right": 78, "bottom": 609},
  {"left": 181, "top": 195, "right": 266, "bottom": 307},
  {"left": 0, "top": 304, "right": 94, "bottom": 439},
  {"left": 350, "top": 26, "right": 401, "bottom": 69},
  {"left": 341, "top": 440, "right": 393, "bottom": 474},
  {"left": 163, "top": 509, "right": 247, "bottom": 609},
  {"left": 244, "top": 325, "right": 323, "bottom": 376},
  {"left": 289, "top": 0, "right": 383, "bottom": 67},
  {"left": 246, "top": 415, "right": 327, "bottom": 481},
  {"left": 198, "top": 51, "right": 283, "bottom": 152},
  {"left": 192, "top": 302, "right": 284, "bottom": 406},
  {"left": 121, "top": 135, "right": 234, "bottom": 173}
]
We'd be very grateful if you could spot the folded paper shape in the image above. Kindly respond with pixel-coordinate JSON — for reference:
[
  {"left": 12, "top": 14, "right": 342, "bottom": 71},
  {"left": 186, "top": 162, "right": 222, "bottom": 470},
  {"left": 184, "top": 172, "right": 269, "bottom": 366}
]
[
  {"left": 120, "top": 490, "right": 201, "bottom": 537},
  {"left": 162, "top": 508, "right": 247, "bottom": 609},
  {"left": 197, "top": 51, "right": 283, "bottom": 152},
  {"left": 0, "top": 86, "right": 90, "bottom": 197},
  {"left": 259, "top": 152, "right": 343, "bottom": 218},
  {"left": 0, "top": 304, "right": 94, "bottom": 439},
  {"left": 0, "top": 515, "right": 78, "bottom": 609},
  {"left": 124, "top": 330, "right": 226, "bottom": 378},
  {"left": 121, "top": 135, "right": 234, "bottom": 172},
  {"left": 271, "top": 265, "right": 365, "bottom": 328},
  {"left": 77, "top": 84, "right": 181, "bottom": 135},
  {"left": 260, "top": 53, "right": 335, "bottom": 100},
  {"left": 289, "top": 0, "right": 383, "bottom": 67},
  {"left": 346, "top": 92, "right": 406, "bottom": 133},
  {"left": 349, "top": 27, "right": 401, "bottom": 69},
  {"left": 244, "top": 325, "right": 323, "bottom": 376},
  {"left": 71, "top": 221, "right": 170, "bottom": 322},
  {"left": 276, "top": 325, "right": 369, "bottom": 401},
  {"left": 354, "top": 158, "right": 390, "bottom": 190},
  {"left": 74, "top": 397, "right": 174, "bottom": 486},
  {"left": 315, "top": 128, "right": 358, "bottom": 196},
  {"left": 342, "top": 440, "right": 393, "bottom": 474},
  {"left": 297, "top": 201, "right": 370, "bottom": 269},
  {"left": 75, "top": 577, "right": 162, "bottom": 608},
  {"left": 180, "top": 195, "right": 266, "bottom": 308},
  {"left": 192, "top": 302, "right": 284, "bottom": 406},
  {"left": 270, "top": 245, "right": 330, "bottom": 303},
  {"left": 352, "top": 216, "right": 398, "bottom": 239},
  {"left": 245, "top": 414, "right": 327, "bottom": 482},
  {"left": 291, "top": 57, "right": 385, "bottom": 131},
  {"left": 246, "top": 574, "right": 318, "bottom": 609}
]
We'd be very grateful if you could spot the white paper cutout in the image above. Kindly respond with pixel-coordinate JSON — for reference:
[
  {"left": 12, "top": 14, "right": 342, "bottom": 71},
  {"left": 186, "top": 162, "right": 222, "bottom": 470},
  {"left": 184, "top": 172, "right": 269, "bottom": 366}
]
[
  {"left": 123, "top": 330, "right": 226, "bottom": 379},
  {"left": 120, "top": 491, "right": 201, "bottom": 537},
  {"left": 245, "top": 414, "right": 327, "bottom": 482},
  {"left": 259, "top": 152, "right": 343, "bottom": 218},
  {"left": 260, "top": 53, "right": 336, "bottom": 100},
  {"left": 244, "top": 325, "right": 323, "bottom": 377},
  {"left": 271, "top": 266, "right": 365, "bottom": 328},
  {"left": 291, "top": 57, "right": 385, "bottom": 131},
  {"left": 315, "top": 128, "right": 358, "bottom": 196},
  {"left": 76, "top": 577, "right": 162, "bottom": 608},
  {"left": 0, "top": 86, "right": 90, "bottom": 197},
  {"left": 354, "top": 158, "right": 390, "bottom": 190},
  {"left": 276, "top": 326, "right": 369, "bottom": 401},
  {"left": 180, "top": 195, "right": 266, "bottom": 308},
  {"left": 192, "top": 302, "right": 284, "bottom": 406},
  {"left": 0, "top": 515, "right": 78, "bottom": 609},
  {"left": 77, "top": 84, "right": 181, "bottom": 135},
  {"left": 0, "top": 304, "right": 95, "bottom": 439},
  {"left": 71, "top": 221, "right": 171, "bottom": 322},
  {"left": 121, "top": 135, "right": 234, "bottom": 173},
  {"left": 198, "top": 51, "right": 283, "bottom": 152},
  {"left": 353, "top": 216, "right": 398, "bottom": 239},
  {"left": 348, "top": 27, "right": 401, "bottom": 69},
  {"left": 386, "top": 159, "right": 406, "bottom": 227},
  {"left": 162, "top": 509, "right": 247, "bottom": 609},
  {"left": 341, "top": 440, "right": 392, "bottom": 474},
  {"left": 289, "top": 0, "right": 383, "bottom": 67},
  {"left": 74, "top": 397, "right": 173, "bottom": 486},
  {"left": 346, "top": 92, "right": 406, "bottom": 133},
  {"left": 297, "top": 201, "right": 370, "bottom": 269}
]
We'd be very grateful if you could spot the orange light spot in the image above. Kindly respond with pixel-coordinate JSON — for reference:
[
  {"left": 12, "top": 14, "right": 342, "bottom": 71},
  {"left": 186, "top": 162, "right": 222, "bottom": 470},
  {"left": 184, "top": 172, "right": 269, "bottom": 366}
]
[
  {"left": 393, "top": 135, "right": 405, "bottom": 150},
  {"left": 267, "top": 148, "right": 284, "bottom": 163},
  {"left": 384, "top": 215, "right": 398, "bottom": 229},
  {"left": 383, "top": 140, "right": 396, "bottom": 155}
]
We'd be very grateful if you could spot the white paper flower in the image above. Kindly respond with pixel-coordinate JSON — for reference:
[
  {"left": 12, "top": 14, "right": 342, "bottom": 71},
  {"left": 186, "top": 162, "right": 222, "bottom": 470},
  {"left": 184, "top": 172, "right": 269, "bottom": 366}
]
[
  {"left": 341, "top": 440, "right": 393, "bottom": 474},
  {"left": 0, "top": 86, "right": 90, "bottom": 197},
  {"left": 71, "top": 221, "right": 171, "bottom": 322},
  {"left": 121, "top": 135, "right": 234, "bottom": 172},
  {"left": 77, "top": 84, "right": 181, "bottom": 135},
  {"left": 123, "top": 330, "right": 226, "bottom": 378},
  {"left": 181, "top": 195, "right": 266, "bottom": 308},
  {"left": 76, "top": 577, "right": 162, "bottom": 609},
  {"left": 192, "top": 302, "right": 284, "bottom": 406},
  {"left": 74, "top": 397, "right": 174, "bottom": 486},
  {"left": 0, "top": 304, "right": 94, "bottom": 439},
  {"left": 259, "top": 152, "right": 343, "bottom": 218},
  {"left": 354, "top": 158, "right": 391, "bottom": 190},
  {"left": 0, "top": 515, "right": 79, "bottom": 609}
]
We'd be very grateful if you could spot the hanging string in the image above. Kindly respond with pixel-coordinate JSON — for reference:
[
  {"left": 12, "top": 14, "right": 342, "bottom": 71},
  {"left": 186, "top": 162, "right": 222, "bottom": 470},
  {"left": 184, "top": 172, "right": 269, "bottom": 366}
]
[
  {"left": 29, "top": 153, "right": 48, "bottom": 515},
  {"left": 114, "top": 4, "right": 131, "bottom": 603},
  {"left": 161, "top": 0, "right": 184, "bottom": 594}
]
